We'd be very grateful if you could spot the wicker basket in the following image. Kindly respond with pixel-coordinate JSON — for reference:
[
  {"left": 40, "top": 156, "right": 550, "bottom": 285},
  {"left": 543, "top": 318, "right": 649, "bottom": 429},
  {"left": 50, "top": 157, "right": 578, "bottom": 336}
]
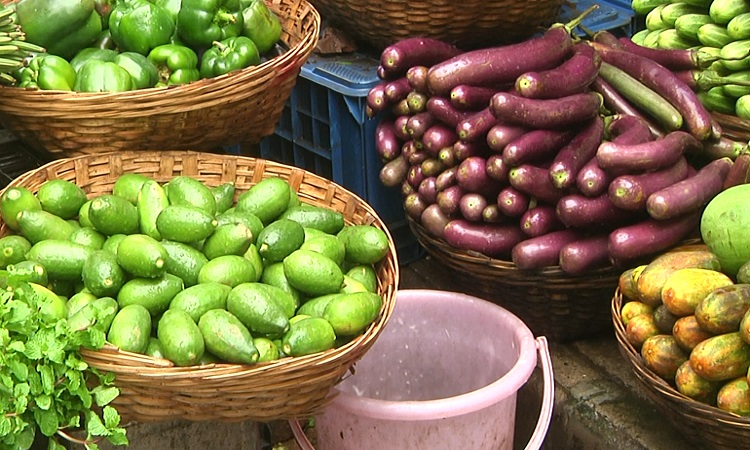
[
  {"left": 712, "top": 112, "right": 750, "bottom": 143},
  {"left": 0, "top": 0, "right": 320, "bottom": 158},
  {"left": 308, "top": 0, "right": 565, "bottom": 51},
  {"left": 613, "top": 289, "right": 750, "bottom": 450},
  {"left": 407, "top": 217, "right": 620, "bottom": 342},
  {"left": 0, "top": 151, "right": 399, "bottom": 423}
]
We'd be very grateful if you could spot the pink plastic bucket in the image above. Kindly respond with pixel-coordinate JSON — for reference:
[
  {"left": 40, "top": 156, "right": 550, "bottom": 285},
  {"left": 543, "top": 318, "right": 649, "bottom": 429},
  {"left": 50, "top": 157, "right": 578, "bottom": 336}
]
[{"left": 291, "top": 289, "right": 554, "bottom": 450}]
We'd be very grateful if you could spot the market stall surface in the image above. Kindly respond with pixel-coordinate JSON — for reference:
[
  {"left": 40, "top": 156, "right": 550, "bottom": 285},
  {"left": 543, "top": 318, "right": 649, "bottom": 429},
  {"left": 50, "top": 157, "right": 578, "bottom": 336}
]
[{"left": 1, "top": 144, "right": 699, "bottom": 450}]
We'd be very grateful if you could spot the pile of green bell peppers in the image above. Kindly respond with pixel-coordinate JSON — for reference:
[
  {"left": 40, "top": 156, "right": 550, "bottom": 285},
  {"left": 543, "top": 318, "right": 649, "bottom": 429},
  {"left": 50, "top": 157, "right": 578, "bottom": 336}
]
[{"left": 13, "top": 0, "right": 285, "bottom": 91}]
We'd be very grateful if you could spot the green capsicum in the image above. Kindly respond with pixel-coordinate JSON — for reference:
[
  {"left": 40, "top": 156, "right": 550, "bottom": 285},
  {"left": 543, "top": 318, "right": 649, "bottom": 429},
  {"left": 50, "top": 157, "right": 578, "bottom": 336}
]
[
  {"left": 177, "top": 0, "right": 244, "bottom": 48},
  {"left": 15, "top": 0, "right": 103, "bottom": 60},
  {"left": 114, "top": 52, "right": 160, "bottom": 89},
  {"left": 109, "top": 0, "right": 176, "bottom": 56},
  {"left": 69, "top": 47, "right": 118, "bottom": 73},
  {"left": 74, "top": 60, "right": 134, "bottom": 92},
  {"left": 147, "top": 44, "right": 201, "bottom": 86},
  {"left": 15, "top": 54, "right": 76, "bottom": 91},
  {"left": 199, "top": 35, "right": 259, "bottom": 78},
  {"left": 241, "top": 0, "right": 281, "bottom": 55},
  {"left": 152, "top": 0, "right": 182, "bottom": 22}
]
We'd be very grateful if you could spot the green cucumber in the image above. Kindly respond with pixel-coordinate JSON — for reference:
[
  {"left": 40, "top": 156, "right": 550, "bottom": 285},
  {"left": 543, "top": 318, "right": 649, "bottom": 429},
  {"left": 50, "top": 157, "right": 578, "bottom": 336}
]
[
  {"left": 643, "top": 29, "right": 665, "bottom": 48},
  {"left": 697, "top": 23, "right": 736, "bottom": 48},
  {"left": 737, "top": 94, "right": 750, "bottom": 119},
  {"left": 657, "top": 28, "right": 700, "bottom": 50},
  {"left": 631, "top": 28, "right": 652, "bottom": 46},
  {"left": 631, "top": 0, "right": 671, "bottom": 15},
  {"left": 710, "top": 0, "right": 750, "bottom": 24},
  {"left": 728, "top": 12, "right": 750, "bottom": 40},
  {"left": 645, "top": 4, "right": 669, "bottom": 31},
  {"left": 697, "top": 86, "right": 737, "bottom": 114},
  {"left": 660, "top": 3, "right": 710, "bottom": 28},
  {"left": 674, "top": 14, "right": 715, "bottom": 41}
]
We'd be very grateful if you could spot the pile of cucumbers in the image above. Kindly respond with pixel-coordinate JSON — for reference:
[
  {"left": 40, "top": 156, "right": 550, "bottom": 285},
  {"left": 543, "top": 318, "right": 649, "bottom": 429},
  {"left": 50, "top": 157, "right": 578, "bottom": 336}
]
[
  {"left": 631, "top": 0, "right": 750, "bottom": 118},
  {"left": 0, "top": 173, "right": 391, "bottom": 367}
]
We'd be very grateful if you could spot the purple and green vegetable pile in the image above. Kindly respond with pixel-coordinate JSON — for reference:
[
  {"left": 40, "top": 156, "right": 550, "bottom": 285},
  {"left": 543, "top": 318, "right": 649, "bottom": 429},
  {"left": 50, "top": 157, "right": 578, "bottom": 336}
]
[{"left": 368, "top": 11, "right": 750, "bottom": 276}]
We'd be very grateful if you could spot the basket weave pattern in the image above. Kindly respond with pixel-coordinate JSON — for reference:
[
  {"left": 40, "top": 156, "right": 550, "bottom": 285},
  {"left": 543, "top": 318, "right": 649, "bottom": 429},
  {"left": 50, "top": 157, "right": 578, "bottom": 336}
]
[
  {"left": 0, "top": 0, "right": 320, "bottom": 157},
  {"left": 309, "top": 0, "right": 565, "bottom": 50},
  {"left": 0, "top": 151, "right": 399, "bottom": 423},
  {"left": 408, "top": 218, "right": 619, "bottom": 342},
  {"left": 612, "top": 290, "right": 750, "bottom": 450},
  {"left": 712, "top": 112, "right": 750, "bottom": 143}
]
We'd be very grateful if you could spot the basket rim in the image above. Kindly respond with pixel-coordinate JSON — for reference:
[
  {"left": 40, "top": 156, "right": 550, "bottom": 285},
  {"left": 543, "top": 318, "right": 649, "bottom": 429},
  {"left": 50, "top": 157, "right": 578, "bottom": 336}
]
[
  {"left": 612, "top": 289, "right": 750, "bottom": 426},
  {"left": 407, "top": 215, "right": 619, "bottom": 279},
  {"left": 2, "top": 150, "right": 399, "bottom": 381}
]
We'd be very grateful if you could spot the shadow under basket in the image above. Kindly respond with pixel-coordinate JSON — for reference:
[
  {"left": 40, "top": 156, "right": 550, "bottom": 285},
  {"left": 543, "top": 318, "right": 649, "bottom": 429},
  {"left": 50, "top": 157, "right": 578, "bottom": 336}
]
[
  {"left": 612, "top": 289, "right": 750, "bottom": 450},
  {"left": 0, "top": 0, "right": 320, "bottom": 158},
  {"left": 407, "top": 218, "right": 619, "bottom": 342},
  {"left": 0, "top": 151, "right": 399, "bottom": 423}
]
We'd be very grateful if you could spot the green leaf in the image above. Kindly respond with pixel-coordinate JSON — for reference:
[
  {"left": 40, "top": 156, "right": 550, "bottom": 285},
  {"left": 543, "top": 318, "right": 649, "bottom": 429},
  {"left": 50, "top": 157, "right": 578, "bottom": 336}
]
[
  {"left": 0, "top": 415, "right": 12, "bottom": 436},
  {"left": 35, "top": 393, "right": 52, "bottom": 410},
  {"left": 33, "top": 407, "right": 58, "bottom": 437},
  {"left": 48, "top": 437, "right": 67, "bottom": 450},
  {"left": 9, "top": 359, "right": 29, "bottom": 381},
  {"left": 8, "top": 340, "right": 25, "bottom": 353},
  {"left": 93, "top": 386, "right": 119, "bottom": 407},
  {"left": 102, "top": 405, "right": 120, "bottom": 428},
  {"left": 75, "top": 382, "right": 92, "bottom": 409},
  {"left": 14, "top": 423, "right": 34, "bottom": 450},
  {"left": 85, "top": 410, "right": 109, "bottom": 437},
  {"left": 107, "top": 428, "right": 129, "bottom": 446},
  {"left": 38, "top": 365, "right": 55, "bottom": 395}
]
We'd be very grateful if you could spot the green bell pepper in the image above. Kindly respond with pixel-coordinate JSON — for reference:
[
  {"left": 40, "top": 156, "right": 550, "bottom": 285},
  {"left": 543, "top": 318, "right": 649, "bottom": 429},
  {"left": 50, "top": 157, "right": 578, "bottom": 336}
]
[
  {"left": 199, "top": 35, "right": 259, "bottom": 78},
  {"left": 241, "top": 0, "right": 281, "bottom": 55},
  {"left": 15, "top": 0, "right": 103, "bottom": 60},
  {"left": 109, "top": 0, "right": 176, "bottom": 56},
  {"left": 69, "top": 47, "right": 118, "bottom": 73},
  {"left": 74, "top": 59, "right": 134, "bottom": 92},
  {"left": 151, "top": 0, "right": 182, "bottom": 21},
  {"left": 147, "top": 44, "right": 201, "bottom": 86},
  {"left": 114, "top": 52, "right": 160, "bottom": 89},
  {"left": 15, "top": 54, "right": 76, "bottom": 91},
  {"left": 177, "top": 0, "right": 244, "bottom": 48}
]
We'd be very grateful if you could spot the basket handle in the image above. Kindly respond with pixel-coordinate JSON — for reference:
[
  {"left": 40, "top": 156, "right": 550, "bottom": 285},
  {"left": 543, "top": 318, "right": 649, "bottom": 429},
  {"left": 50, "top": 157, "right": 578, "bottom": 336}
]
[
  {"left": 289, "top": 336, "right": 556, "bottom": 450},
  {"left": 289, "top": 417, "right": 314, "bottom": 450},
  {"left": 524, "top": 336, "right": 555, "bottom": 450}
]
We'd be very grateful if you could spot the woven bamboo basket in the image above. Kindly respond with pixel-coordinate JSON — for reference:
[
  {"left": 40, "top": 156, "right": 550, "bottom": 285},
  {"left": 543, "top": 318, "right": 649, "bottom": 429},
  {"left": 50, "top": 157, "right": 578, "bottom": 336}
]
[
  {"left": 308, "top": 0, "right": 565, "bottom": 51},
  {"left": 0, "top": 0, "right": 320, "bottom": 158},
  {"left": 0, "top": 151, "right": 399, "bottom": 423},
  {"left": 407, "top": 217, "right": 620, "bottom": 342},
  {"left": 613, "top": 289, "right": 750, "bottom": 450},
  {"left": 712, "top": 112, "right": 750, "bottom": 143}
]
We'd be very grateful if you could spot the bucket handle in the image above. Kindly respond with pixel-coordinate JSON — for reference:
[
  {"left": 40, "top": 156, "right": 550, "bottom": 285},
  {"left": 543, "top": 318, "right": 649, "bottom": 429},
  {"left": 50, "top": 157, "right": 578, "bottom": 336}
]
[
  {"left": 289, "top": 336, "right": 555, "bottom": 450},
  {"left": 290, "top": 417, "right": 314, "bottom": 450},
  {"left": 524, "top": 336, "right": 554, "bottom": 450}
]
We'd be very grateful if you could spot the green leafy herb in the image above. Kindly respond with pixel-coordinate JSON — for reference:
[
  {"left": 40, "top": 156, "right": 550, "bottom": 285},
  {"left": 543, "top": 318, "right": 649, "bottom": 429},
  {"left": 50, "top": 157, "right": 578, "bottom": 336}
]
[{"left": 1, "top": 283, "right": 128, "bottom": 449}]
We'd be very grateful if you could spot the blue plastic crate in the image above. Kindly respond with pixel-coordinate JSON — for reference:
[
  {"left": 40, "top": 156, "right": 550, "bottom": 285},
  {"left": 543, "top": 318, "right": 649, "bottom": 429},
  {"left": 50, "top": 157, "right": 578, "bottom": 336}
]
[
  {"left": 259, "top": 53, "right": 423, "bottom": 265},
  {"left": 561, "top": 0, "right": 636, "bottom": 37}
]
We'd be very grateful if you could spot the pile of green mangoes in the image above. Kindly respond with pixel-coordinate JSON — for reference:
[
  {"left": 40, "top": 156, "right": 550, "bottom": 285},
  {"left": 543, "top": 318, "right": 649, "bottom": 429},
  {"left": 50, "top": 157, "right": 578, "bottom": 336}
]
[{"left": 0, "top": 173, "right": 392, "bottom": 367}]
